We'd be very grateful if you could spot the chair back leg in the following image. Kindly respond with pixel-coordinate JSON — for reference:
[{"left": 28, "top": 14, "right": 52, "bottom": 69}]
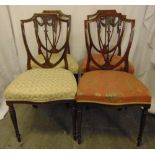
[
  {"left": 72, "top": 102, "right": 77, "bottom": 140},
  {"left": 77, "top": 104, "right": 83, "bottom": 144}
]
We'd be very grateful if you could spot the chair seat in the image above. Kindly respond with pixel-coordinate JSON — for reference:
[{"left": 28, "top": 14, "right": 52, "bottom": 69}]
[
  {"left": 76, "top": 70, "right": 151, "bottom": 105},
  {"left": 31, "top": 53, "right": 79, "bottom": 74},
  {"left": 4, "top": 68, "right": 77, "bottom": 102},
  {"left": 81, "top": 53, "right": 134, "bottom": 74}
]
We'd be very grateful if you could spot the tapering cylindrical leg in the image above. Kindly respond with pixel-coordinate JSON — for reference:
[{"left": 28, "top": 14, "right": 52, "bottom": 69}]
[
  {"left": 72, "top": 102, "right": 77, "bottom": 140},
  {"left": 77, "top": 104, "right": 82, "bottom": 144},
  {"left": 137, "top": 106, "right": 148, "bottom": 146},
  {"left": 9, "top": 104, "right": 21, "bottom": 142}
]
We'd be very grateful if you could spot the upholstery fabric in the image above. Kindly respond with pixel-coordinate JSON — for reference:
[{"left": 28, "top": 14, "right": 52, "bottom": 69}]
[
  {"left": 31, "top": 53, "right": 79, "bottom": 74},
  {"left": 81, "top": 53, "right": 134, "bottom": 74},
  {"left": 4, "top": 68, "right": 77, "bottom": 102},
  {"left": 76, "top": 70, "right": 151, "bottom": 105}
]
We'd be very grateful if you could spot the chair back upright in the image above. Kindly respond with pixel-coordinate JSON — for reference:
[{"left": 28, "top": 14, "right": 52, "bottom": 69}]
[
  {"left": 21, "top": 12, "right": 71, "bottom": 69},
  {"left": 84, "top": 10, "right": 135, "bottom": 72}
]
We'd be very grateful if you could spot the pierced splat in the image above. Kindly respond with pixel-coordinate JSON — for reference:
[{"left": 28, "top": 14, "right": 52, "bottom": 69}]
[
  {"left": 85, "top": 10, "right": 135, "bottom": 72},
  {"left": 42, "top": 10, "right": 71, "bottom": 54},
  {"left": 21, "top": 12, "right": 71, "bottom": 69}
]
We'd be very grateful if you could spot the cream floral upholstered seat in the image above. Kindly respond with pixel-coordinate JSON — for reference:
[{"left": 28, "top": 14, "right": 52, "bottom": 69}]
[
  {"left": 4, "top": 68, "right": 77, "bottom": 102},
  {"left": 31, "top": 53, "right": 79, "bottom": 74}
]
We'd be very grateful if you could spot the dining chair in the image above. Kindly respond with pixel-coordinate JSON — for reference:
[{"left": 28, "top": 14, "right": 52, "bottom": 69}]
[
  {"left": 4, "top": 12, "right": 77, "bottom": 142},
  {"left": 75, "top": 10, "right": 151, "bottom": 146}
]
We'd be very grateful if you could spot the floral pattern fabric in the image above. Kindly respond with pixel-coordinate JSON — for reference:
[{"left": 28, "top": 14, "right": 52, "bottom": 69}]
[
  {"left": 4, "top": 68, "right": 77, "bottom": 102},
  {"left": 76, "top": 70, "right": 151, "bottom": 105}
]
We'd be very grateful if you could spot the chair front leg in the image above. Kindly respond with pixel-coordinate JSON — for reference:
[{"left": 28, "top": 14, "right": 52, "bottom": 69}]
[
  {"left": 72, "top": 102, "right": 77, "bottom": 140},
  {"left": 8, "top": 104, "right": 21, "bottom": 142},
  {"left": 137, "top": 106, "right": 148, "bottom": 146},
  {"left": 77, "top": 104, "right": 83, "bottom": 144}
]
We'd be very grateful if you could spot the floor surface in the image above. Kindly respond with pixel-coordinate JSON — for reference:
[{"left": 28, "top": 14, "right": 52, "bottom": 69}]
[{"left": 0, "top": 104, "right": 155, "bottom": 149}]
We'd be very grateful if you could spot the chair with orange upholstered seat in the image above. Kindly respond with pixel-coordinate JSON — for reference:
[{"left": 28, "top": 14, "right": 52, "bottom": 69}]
[{"left": 75, "top": 10, "right": 151, "bottom": 146}]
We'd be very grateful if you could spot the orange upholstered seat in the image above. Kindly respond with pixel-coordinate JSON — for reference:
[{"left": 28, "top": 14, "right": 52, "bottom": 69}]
[
  {"left": 81, "top": 53, "right": 134, "bottom": 74},
  {"left": 76, "top": 70, "right": 151, "bottom": 105}
]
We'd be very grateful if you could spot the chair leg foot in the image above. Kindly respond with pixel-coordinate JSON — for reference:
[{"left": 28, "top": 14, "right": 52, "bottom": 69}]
[
  {"left": 137, "top": 106, "right": 148, "bottom": 146},
  {"left": 77, "top": 104, "right": 82, "bottom": 144},
  {"left": 8, "top": 104, "right": 21, "bottom": 142},
  {"left": 72, "top": 102, "right": 77, "bottom": 141},
  {"left": 137, "top": 138, "right": 141, "bottom": 147},
  {"left": 73, "top": 135, "right": 77, "bottom": 141},
  {"left": 78, "top": 138, "right": 82, "bottom": 144},
  {"left": 17, "top": 135, "right": 21, "bottom": 142}
]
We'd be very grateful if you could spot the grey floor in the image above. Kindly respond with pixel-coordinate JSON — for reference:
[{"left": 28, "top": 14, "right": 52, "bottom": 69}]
[{"left": 0, "top": 104, "right": 155, "bottom": 149}]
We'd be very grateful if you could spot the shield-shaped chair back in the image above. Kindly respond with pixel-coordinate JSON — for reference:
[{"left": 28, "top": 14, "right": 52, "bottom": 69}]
[
  {"left": 21, "top": 12, "right": 71, "bottom": 69},
  {"left": 84, "top": 10, "right": 135, "bottom": 72}
]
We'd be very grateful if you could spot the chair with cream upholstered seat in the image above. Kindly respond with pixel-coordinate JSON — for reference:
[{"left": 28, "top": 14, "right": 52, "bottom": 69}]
[
  {"left": 75, "top": 10, "right": 151, "bottom": 146},
  {"left": 4, "top": 12, "right": 77, "bottom": 142}
]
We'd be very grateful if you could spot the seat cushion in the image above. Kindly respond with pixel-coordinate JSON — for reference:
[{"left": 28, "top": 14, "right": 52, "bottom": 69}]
[
  {"left": 76, "top": 70, "right": 151, "bottom": 105},
  {"left": 4, "top": 68, "right": 77, "bottom": 102},
  {"left": 31, "top": 53, "right": 79, "bottom": 74},
  {"left": 81, "top": 53, "right": 134, "bottom": 74}
]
